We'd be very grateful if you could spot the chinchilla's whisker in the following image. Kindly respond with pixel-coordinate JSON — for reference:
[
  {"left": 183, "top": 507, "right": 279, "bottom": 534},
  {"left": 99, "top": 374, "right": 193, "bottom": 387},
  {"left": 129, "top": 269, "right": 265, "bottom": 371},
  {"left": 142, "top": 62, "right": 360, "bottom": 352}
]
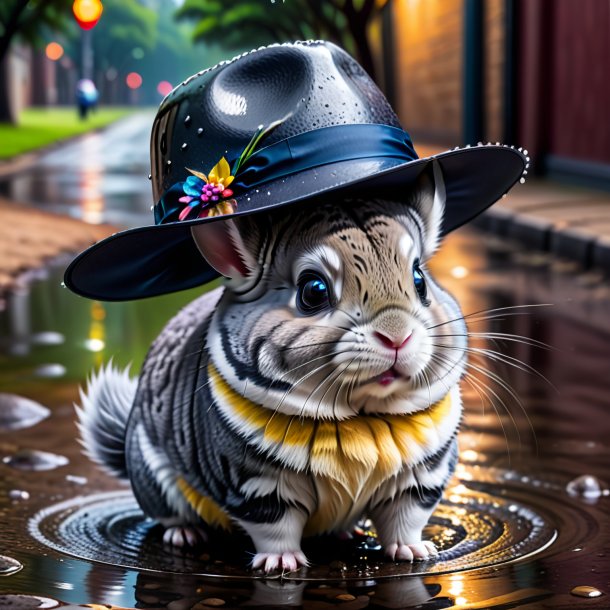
[
  {"left": 324, "top": 357, "right": 359, "bottom": 421},
  {"left": 460, "top": 359, "right": 531, "bottom": 453},
  {"left": 345, "top": 358, "right": 363, "bottom": 414},
  {"left": 426, "top": 303, "right": 553, "bottom": 330},
  {"left": 461, "top": 372, "right": 512, "bottom": 465},
  {"left": 431, "top": 343, "right": 557, "bottom": 391},
  {"left": 299, "top": 361, "right": 346, "bottom": 421},
  {"left": 331, "top": 363, "right": 352, "bottom": 420},
  {"left": 268, "top": 358, "right": 339, "bottom": 422},
  {"left": 280, "top": 339, "right": 352, "bottom": 352},
  {"left": 335, "top": 307, "right": 361, "bottom": 327},
  {"left": 264, "top": 359, "right": 338, "bottom": 436},
  {"left": 266, "top": 351, "right": 348, "bottom": 394},
  {"left": 464, "top": 355, "right": 539, "bottom": 456},
  {"left": 425, "top": 352, "right": 462, "bottom": 396},
  {"left": 430, "top": 331, "right": 554, "bottom": 351},
  {"left": 314, "top": 357, "right": 356, "bottom": 420}
]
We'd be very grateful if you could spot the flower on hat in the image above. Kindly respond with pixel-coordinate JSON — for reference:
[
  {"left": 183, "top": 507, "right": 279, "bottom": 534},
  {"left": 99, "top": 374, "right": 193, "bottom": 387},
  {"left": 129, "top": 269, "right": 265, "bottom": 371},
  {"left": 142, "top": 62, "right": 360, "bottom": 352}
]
[{"left": 178, "top": 158, "right": 236, "bottom": 220}]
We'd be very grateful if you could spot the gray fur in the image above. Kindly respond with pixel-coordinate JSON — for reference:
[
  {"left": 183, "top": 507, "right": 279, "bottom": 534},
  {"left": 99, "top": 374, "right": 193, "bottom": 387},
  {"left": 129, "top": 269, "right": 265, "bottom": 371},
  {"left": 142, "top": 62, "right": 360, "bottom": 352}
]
[{"left": 78, "top": 173, "right": 469, "bottom": 570}]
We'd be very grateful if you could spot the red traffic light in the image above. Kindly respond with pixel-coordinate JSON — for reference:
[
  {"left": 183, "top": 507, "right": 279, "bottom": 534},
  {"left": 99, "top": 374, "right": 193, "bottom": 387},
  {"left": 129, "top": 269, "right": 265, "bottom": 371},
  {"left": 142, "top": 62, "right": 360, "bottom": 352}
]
[{"left": 73, "top": 0, "right": 103, "bottom": 30}]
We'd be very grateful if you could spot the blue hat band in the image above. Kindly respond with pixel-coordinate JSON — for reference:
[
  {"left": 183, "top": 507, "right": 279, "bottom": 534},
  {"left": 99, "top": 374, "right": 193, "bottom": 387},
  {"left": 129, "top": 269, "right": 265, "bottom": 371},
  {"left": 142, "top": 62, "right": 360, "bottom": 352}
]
[{"left": 155, "top": 123, "right": 418, "bottom": 225}]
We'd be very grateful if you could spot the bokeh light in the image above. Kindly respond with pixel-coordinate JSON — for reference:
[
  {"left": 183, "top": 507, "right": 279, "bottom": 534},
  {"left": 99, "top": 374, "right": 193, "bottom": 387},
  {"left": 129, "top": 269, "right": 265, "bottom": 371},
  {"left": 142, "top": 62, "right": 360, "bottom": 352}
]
[
  {"left": 45, "top": 42, "right": 64, "bottom": 61},
  {"left": 126, "top": 72, "right": 143, "bottom": 90},
  {"left": 72, "top": 0, "right": 104, "bottom": 30},
  {"left": 157, "top": 81, "right": 173, "bottom": 97}
]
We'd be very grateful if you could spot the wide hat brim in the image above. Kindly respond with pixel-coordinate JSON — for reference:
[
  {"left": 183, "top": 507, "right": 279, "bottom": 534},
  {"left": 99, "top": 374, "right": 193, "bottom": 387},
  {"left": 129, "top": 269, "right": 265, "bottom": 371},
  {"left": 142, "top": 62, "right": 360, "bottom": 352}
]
[{"left": 65, "top": 143, "right": 526, "bottom": 301}]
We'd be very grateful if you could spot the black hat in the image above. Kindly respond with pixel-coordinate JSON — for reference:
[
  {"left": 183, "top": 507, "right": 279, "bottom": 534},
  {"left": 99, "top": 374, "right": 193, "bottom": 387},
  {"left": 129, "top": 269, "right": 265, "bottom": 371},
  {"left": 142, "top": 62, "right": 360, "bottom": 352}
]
[{"left": 65, "top": 40, "right": 527, "bottom": 301}]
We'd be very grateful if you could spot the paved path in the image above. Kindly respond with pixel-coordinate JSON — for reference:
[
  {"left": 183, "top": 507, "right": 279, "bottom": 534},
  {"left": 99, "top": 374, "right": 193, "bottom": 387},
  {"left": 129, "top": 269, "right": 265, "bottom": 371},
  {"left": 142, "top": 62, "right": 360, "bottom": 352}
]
[{"left": 0, "top": 112, "right": 154, "bottom": 229}]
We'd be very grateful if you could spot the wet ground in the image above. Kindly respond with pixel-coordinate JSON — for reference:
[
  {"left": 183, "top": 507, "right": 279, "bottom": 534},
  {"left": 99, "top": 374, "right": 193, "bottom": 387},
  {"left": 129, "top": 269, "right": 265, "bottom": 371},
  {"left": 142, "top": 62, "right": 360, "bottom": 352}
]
[{"left": 0, "top": 115, "right": 609, "bottom": 608}]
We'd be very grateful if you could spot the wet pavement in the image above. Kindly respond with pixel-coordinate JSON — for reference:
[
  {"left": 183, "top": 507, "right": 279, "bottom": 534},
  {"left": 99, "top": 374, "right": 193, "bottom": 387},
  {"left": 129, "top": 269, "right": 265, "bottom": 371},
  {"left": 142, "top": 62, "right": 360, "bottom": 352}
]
[
  {"left": 0, "top": 115, "right": 609, "bottom": 608},
  {"left": 0, "top": 112, "right": 154, "bottom": 228}
]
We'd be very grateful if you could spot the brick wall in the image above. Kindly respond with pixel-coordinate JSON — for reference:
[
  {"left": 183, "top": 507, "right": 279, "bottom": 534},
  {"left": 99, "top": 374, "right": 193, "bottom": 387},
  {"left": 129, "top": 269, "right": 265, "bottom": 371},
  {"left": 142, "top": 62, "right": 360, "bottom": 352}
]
[
  {"left": 484, "top": 0, "right": 505, "bottom": 144},
  {"left": 391, "top": 0, "right": 464, "bottom": 146},
  {"left": 390, "top": 0, "right": 506, "bottom": 148}
]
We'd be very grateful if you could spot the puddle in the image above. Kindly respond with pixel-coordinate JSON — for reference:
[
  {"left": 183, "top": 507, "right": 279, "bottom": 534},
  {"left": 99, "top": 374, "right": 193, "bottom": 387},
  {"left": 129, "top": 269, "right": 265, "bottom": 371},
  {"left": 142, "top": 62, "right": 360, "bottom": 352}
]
[
  {"left": 29, "top": 477, "right": 557, "bottom": 579},
  {"left": 0, "top": 230, "right": 609, "bottom": 608}
]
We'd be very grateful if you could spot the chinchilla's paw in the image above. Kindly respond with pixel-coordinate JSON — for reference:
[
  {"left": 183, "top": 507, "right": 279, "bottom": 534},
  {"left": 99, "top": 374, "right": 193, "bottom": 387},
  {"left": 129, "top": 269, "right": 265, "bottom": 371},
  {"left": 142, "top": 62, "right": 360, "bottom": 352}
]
[
  {"left": 252, "top": 550, "right": 309, "bottom": 573},
  {"left": 162, "top": 525, "right": 208, "bottom": 548},
  {"left": 385, "top": 540, "right": 438, "bottom": 562}
]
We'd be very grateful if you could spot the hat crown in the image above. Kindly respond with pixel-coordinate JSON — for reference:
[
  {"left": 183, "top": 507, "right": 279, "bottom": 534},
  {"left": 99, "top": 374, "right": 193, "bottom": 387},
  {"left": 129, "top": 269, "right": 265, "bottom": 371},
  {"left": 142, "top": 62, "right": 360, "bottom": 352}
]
[{"left": 150, "top": 41, "right": 401, "bottom": 202}]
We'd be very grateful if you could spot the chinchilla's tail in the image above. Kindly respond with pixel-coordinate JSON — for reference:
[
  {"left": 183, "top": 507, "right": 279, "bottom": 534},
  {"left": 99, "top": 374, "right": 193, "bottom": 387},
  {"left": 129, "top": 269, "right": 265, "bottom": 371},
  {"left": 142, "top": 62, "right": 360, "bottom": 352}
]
[{"left": 75, "top": 361, "right": 137, "bottom": 480}]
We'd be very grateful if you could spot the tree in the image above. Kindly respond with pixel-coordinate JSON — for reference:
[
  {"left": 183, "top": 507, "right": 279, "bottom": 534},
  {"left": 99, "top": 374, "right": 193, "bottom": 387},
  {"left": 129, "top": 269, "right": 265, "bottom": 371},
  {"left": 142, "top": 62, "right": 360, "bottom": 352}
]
[
  {"left": 176, "top": 0, "right": 383, "bottom": 83},
  {"left": 0, "top": 0, "right": 73, "bottom": 123}
]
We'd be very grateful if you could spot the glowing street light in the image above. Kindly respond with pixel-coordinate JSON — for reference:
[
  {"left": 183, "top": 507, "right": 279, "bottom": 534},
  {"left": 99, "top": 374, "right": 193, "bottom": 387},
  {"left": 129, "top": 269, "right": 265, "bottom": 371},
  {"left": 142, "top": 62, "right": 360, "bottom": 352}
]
[
  {"left": 72, "top": 0, "right": 103, "bottom": 30},
  {"left": 126, "top": 72, "right": 143, "bottom": 90},
  {"left": 157, "top": 81, "right": 173, "bottom": 97},
  {"left": 45, "top": 42, "right": 64, "bottom": 61}
]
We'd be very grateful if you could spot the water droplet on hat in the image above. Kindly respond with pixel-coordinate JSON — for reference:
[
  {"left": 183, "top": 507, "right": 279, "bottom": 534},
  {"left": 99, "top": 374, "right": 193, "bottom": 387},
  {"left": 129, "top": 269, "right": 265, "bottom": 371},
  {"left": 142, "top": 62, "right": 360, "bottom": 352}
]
[
  {"left": 523, "top": 149, "right": 529, "bottom": 155},
  {"left": 519, "top": 177, "right": 525, "bottom": 183},
  {"left": 267, "top": 191, "right": 271, "bottom": 195},
  {"left": 184, "top": 115, "right": 191, "bottom": 125},
  {"left": 167, "top": 160, "right": 172, "bottom": 166},
  {"left": 147, "top": 174, "right": 152, "bottom": 180},
  {"left": 197, "top": 128, "right": 203, "bottom": 136},
  {"left": 181, "top": 143, "right": 188, "bottom": 150}
]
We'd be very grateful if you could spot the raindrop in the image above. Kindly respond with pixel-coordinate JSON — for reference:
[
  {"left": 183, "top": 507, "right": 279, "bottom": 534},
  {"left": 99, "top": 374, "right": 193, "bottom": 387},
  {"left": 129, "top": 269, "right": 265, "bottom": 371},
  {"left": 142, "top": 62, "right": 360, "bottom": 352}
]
[
  {"left": 0, "top": 595, "right": 59, "bottom": 608},
  {"left": 148, "top": 174, "right": 152, "bottom": 180},
  {"left": 33, "top": 364, "right": 66, "bottom": 379},
  {"left": 0, "top": 394, "right": 50, "bottom": 431},
  {"left": 9, "top": 489, "right": 30, "bottom": 501},
  {"left": 65, "top": 474, "right": 88, "bottom": 485},
  {"left": 267, "top": 191, "right": 271, "bottom": 196},
  {"left": 3, "top": 449, "right": 69, "bottom": 472},
  {"left": 184, "top": 115, "right": 191, "bottom": 125},
  {"left": 31, "top": 332, "right": 64, "bottom": 346},
  {"left": 519, "top": 177, "right": 526, "bottom": 184},
  {"left": 0, "top": 555, "right": 23, "bottom": 576},
  {"left": 181, "top": 143, "right": 188, "bottom": 150},
  {"left": 167, "top": 160, "right": 172, "bottom": 166},
  {"left": 197, "top": 128, "right": 204, "bottom": 136},
  {"left": 570, "top": 586, "right": 603, "bottom": 598},
  {"left": 567, "top": 474, "right": 606, "bottom": 500}
]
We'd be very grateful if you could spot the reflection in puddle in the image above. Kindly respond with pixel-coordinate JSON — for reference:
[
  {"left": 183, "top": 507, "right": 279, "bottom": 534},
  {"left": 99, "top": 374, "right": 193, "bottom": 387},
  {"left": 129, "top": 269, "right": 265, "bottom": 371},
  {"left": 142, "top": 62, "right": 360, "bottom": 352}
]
[
  {"left": 29, "top": 472, "right": 557, "bottom": 580},
  {"left": 0, "top": 229, "right": 608, "bottom": 608}
]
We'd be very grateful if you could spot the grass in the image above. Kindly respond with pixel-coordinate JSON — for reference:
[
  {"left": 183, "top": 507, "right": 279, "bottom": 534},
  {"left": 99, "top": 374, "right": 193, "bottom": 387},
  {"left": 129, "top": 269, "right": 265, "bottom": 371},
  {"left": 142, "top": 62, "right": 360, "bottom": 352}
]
[{"left": 0, "top": 106, "right": 135, "bottom": 159}]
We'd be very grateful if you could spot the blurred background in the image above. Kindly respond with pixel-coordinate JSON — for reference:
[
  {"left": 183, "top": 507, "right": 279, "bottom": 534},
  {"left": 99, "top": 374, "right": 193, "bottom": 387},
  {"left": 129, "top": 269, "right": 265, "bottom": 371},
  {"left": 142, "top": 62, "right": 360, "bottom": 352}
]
[
  {"left": 0, "top": 2, "right": 609, "bottom": 609},
  {"left": 1, "top": 0, "right": 608, "bottom": 181}
]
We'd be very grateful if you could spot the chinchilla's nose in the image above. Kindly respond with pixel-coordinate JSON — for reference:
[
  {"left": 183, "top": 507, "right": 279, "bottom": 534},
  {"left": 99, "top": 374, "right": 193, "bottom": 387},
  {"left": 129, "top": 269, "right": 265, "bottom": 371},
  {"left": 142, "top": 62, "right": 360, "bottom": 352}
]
[{"left": 371, "top": 310, "right": 413, "bottom": 351}]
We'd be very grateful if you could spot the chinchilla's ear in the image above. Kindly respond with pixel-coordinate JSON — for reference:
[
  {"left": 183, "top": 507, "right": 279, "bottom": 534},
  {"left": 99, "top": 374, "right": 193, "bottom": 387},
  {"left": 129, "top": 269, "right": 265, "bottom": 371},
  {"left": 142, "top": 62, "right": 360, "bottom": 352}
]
[
  {"left": 410, "top": 160, "right": 446, "bottom": 257},
  {"left": 191, "top": 218, "right": 259, "bottom": 282}
]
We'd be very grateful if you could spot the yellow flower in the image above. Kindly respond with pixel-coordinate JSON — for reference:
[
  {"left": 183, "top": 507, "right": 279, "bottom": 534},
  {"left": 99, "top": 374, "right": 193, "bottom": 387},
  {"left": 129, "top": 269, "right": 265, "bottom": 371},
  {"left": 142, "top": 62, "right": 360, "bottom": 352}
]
[{"left": 188, "top": 157, "right": 234, "bottom": 188}]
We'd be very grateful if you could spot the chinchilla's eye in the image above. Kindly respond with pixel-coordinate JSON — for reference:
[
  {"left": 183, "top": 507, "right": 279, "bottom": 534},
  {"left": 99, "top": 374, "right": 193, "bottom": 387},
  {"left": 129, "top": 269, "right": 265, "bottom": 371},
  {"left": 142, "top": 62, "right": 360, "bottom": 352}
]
[
  {"left": 296, "top": 272, "right": 332, "bottom": 315},
  {"left": 413, "top": 259, "right": 430, "bottom": 306}
]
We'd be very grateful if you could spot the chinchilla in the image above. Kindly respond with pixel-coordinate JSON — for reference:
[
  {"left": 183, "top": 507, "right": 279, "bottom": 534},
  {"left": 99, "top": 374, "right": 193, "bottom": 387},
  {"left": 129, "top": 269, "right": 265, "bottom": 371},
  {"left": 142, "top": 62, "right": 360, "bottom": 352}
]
[{"left": 77, "top": 164, "right": 467, "bottom": 572}]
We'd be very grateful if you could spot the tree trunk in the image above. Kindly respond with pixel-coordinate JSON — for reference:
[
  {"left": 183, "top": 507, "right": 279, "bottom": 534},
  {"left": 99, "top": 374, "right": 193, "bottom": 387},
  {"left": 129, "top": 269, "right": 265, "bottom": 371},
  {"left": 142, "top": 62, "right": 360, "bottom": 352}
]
[
  {"left": 351, "top": 21, "right": 376, "bottom": 83},
  {"left": 0, "top": 56, "right": 17, "bottom": 124}
]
